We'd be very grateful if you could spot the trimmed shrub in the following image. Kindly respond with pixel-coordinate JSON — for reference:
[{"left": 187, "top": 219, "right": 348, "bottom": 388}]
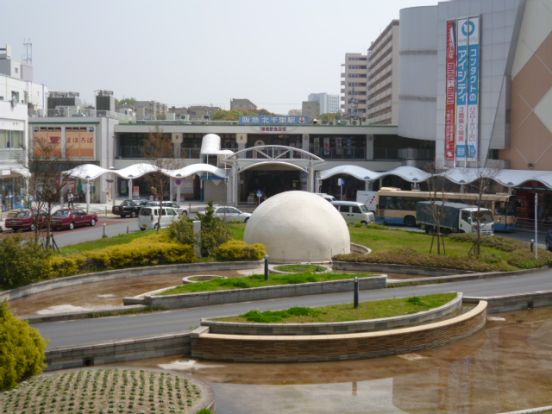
[
  {"left": 0, "top": 237, "right": 51, "bottom": 289},
  {"left": 47, "top": 255, "right": 86, "bottom": 278},
  {"left": 0, "top": 303, "right": 47, "bottom": 390},
  {"left": 215, "top": 240, "right": 266, "bottom": 261}
]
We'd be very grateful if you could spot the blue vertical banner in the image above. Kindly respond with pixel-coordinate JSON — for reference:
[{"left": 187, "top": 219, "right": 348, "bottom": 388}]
[{"left": 455, "top": 16, "right": 480, "bottom": 162}]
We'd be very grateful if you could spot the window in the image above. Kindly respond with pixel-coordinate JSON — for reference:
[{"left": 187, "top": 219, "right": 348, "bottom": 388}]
[
  {"left": 0, "top": 130, "right": 24, "bottom": 149},
  {"left": 352, "top": 206, "right": 362, "bottom": 214}
]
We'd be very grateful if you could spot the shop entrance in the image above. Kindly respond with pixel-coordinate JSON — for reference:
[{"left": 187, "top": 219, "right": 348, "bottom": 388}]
[{"left": 240, "top": 166, "right": 302, "bottom": 203}]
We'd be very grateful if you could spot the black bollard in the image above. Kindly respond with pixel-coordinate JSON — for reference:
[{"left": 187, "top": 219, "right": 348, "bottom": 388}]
[
  {"left": 264, "top": 256, "right": 269, "bottom": 280},
  {"left": 354, "top": 277, "right": 359, "bottom": 309}
]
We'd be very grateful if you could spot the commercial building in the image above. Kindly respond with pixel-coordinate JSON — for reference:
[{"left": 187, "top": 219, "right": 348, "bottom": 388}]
[
  {"left": 308, "top": 93, "right": 340, "bottom": 114},
  {"left": 367, "top": 20, "right": 400, "bottom": 125},
  {"left": 341, "top": 53, "right": 368, "bottom": 120},
  {"left": 398, "top": 0, "right": 552, "bottom": 172}
]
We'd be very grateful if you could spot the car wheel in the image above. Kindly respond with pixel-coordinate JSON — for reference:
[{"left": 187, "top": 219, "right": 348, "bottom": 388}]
[
  {"left": 244, "top": 217, "right": 249, "bottom": 223},
  {"left": 140, "top": 226, "right": 146, "bottom": 231},
  {"left": 404, "top": 216, "right": 416, "bottom": 227},
  {"left": 69, "top": 222, "right": 75, "bottom": 230},
  {"left": 361, "top": 220, "right": 368, "bottom": 226},
  {"left": 90, "top": 219, "right": 96, "bottom": 226}
]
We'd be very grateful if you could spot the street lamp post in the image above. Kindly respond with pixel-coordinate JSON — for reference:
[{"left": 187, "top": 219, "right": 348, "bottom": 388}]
[
  {"left": 175, "top": 173, "right": 182, "bottom": 204},
  {"left": 108, "top": 165, "right": 116, "bottom": 208},
  {"left": 128, "top": 175, "right": 134, "bottom": 200},
  {"left": 85, "top": 175, "right": 91, "bottom": 213}
]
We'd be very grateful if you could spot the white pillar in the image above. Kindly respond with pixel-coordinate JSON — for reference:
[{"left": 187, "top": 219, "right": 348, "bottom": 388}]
[{"left": 176, "top": 179, "right": 182, "bottom": 203}]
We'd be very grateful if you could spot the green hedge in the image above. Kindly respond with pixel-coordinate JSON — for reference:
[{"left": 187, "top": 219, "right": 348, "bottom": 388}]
[
  {"left": 48, "top": 237, "right": 195, "bottom": 278},
  {"left": 0, "top": 238, "right": 51, "bottom": 289},
  {"left": 0, "top": 303, "right": 47, "bottom": 390},
  {"left": 215, "top": 240, "right": 266, "bottom": 261}
]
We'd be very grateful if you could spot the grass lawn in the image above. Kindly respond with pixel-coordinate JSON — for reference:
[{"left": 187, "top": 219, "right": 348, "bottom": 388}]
[
  {"left": 58, "top": 229, "right": 157, "bottom": 255},
  {"left": 228, "top": 222, "right": 245, "bottom": 241},
  {"left": 273, "top": 264, "right": 327, "bottom": 273},
  {"left": 219, "top": 292, "right": 457, "bottom": 323},
  {"left": 160, "top": 272, "right": 376, "bottom": 295}
]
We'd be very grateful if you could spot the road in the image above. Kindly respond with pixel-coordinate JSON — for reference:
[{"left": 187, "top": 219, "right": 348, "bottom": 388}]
[{"left": 33, "top": 268, "right": 552, "bottom": 350}]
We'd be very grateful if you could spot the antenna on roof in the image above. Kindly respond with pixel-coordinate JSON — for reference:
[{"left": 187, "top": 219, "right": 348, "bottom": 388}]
[{"left": 23, "top": 39, "right": 32, "bottom": 64}]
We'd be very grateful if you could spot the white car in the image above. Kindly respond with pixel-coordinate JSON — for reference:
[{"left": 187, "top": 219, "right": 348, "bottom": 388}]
[
  {"left": 138, "top": 206, "right": 180, "bottom": 230},
  {"left": 213, "top": 206, "right": 251, "bottom": 223}
]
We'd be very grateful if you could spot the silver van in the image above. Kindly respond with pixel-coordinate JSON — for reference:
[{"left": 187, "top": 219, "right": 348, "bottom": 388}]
[
  {"left": 138, "top": 206, "right": 180, "bottom": 230},
  {"left": 331, "top": 201, "right": 375, "bottom": 225}
]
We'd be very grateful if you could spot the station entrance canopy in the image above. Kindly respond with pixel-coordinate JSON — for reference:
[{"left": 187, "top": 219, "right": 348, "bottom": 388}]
[{"left": 318, "top": 165, "right": 552, "bottom": 190}]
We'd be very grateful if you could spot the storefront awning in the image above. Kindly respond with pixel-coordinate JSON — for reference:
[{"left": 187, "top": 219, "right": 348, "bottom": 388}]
[{"left": 0, "top": 163, "right": 31, "bottom": 178}]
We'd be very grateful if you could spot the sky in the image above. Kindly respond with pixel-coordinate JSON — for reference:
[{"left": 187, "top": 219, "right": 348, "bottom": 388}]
[{"left": 1, "top": 0, "right": 437, "bottom": 114}]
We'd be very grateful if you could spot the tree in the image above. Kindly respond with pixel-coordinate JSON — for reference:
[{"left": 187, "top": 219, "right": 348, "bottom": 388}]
[
  {"left": 28, "top": 136, "right": 71, "bottom": 248},
  {"left": 318, "top": 113, "right": 342, "bottom": 125},
  {"left": 143, "top": 128, "right": 179, "bottom": 231}
]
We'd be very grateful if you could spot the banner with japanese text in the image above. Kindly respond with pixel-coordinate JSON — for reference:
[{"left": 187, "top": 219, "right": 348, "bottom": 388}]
[
  {"left": 66, "top": 127, "right": 95, "bottom": 159},
  {"left": 455, "top": 16, "right": 480, "bottom": 162},
  {"left": 33, "top": 127, "right": 62, "bottom": 158},
  {"left": 445, "top": 20, "right": 457, "bottom": 161}
]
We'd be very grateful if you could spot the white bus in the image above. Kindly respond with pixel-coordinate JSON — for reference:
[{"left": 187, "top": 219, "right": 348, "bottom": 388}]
[{"left": 375, "top": 187, "right": 517, "bottom": 232}]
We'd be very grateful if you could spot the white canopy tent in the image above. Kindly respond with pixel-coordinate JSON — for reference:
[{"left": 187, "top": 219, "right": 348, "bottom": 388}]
[
  {"left": 318, "top": 164, "right": 552, "bottom": 191},
  {"left": 63, "top": 162, "right": 227, "bottom": 210}
]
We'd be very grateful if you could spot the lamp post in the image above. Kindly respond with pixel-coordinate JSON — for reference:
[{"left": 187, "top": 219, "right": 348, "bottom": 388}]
[
  {"left": 128, "top": 174, "right": 134, "bottom": 200},
  {"left": 175, "top": 173, "right": 182, "bottom": 204},
  {"left": 85, "top": 175, "right": 91, "bottom": 213},
  {"left": 108, "top": 165, "right": 116, "bottom": 208}
]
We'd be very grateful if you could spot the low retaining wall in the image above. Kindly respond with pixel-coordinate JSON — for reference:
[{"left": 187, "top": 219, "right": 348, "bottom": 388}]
[
  {"left": 201, "top": 293, "right": 463, "bottom": 335},
  {"left": 190, "top": 301, "right": 487, "bottom": 362},
  {"left": 465, "top": 291, "right": 552, "bottom": 313},
  {"left": 142, "top": 275, "right": 387, "bottom": 310},
  {"left": 45, "top": 332, "right": 191, "bottom": 372},
  {"left": 332, "top": 260, "right": 463, "bottom": 276},
  {"left": 0, "top": 260, "right": 262, "bottom": 302}
]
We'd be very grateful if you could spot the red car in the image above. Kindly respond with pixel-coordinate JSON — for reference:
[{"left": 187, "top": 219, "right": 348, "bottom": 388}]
[
  {"left": 4, "top": 209, "right": 47, "bottom": 232},
  {"left": 50, "top": 208, "right": 98, "bottom": 230}
]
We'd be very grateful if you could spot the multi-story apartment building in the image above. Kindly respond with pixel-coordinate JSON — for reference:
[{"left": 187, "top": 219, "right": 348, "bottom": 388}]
[
  {"left": 340, "top": 53, "right": 368, "bottom": 120},
  {"left": 0, "top": 44, "right": 47, "bottom": 210},
  {"left": 230, "top": 99, "right": 256, "bottom": 111},
  {"left": 135, "top": 101, "right": 168, "bottom": 121},
  {"left": 308, "top": 93, "right": 340, "bottom": 114},
  {"left": 367, "top": 20, "right": 400, "bottom": 125}
]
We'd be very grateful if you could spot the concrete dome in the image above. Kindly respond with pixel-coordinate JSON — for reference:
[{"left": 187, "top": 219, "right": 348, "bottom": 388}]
[{"left": 244, "top": 191, "right": 350, "bottom": 263}]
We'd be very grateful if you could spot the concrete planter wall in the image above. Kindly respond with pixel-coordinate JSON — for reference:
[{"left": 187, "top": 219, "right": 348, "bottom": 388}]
[
  {"left": 45, "top": 332, "right": 191, "bottom": 372},
  {"left": 201, "top": 293, "right": 463, "bottom": 335},
  {"left": 465, "top": 291, "right": 552, "bottom": 313},
  {"left": 143, "top": 275, "right": 387, "bottom": 310},
  {"left": 0, "top": 260, "right": 262, "bottom": 302},
  {"left": 332, "top": 260, "right": 465, "bottom": 276},
  {"left": 190, "top": 300, "right": 487, "bottom": 363}
]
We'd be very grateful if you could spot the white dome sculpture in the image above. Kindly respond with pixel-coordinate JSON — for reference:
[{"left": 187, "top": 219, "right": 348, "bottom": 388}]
[{"left": 244, "top": 191, "right": 350, "bottom": 263}]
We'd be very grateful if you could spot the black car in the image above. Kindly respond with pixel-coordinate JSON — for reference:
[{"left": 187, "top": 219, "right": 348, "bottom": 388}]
[
  {"left": 546, "top": 230, "right": 552, "bottom": 251},
  {"left": 112, "top": 199, "right": 148, "bottom": 218}
]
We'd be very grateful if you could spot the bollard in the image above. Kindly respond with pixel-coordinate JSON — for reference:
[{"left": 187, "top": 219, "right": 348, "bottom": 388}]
[
  {"left": 264, "top": 256, "right": 269, "bottom": 280},
  {"left": 530, "top": 239, "right": 534, "bottom": 252},
  {"left": 105, "top": 206, "right": 107, "bottom": 217},
  {"left": 102, "top": 223, "right": 107, "bottom": 238},
  {"left": 126, "top": 225, "right": 129, "bottom": 234},
  {"left": 353, "top": 277, "right": 359, "bottom": 309}
]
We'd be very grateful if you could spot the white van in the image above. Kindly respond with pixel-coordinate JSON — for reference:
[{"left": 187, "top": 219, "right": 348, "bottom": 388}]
[
  {"left": 138, "top": 206, "right": 180, "bottom": 230},
  {"left": 331, "top": 201, "right": 375, "bottom": 225}
]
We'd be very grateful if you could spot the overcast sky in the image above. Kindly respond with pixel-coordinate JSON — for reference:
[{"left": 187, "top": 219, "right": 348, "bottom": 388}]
[{"left": 2, "top": 0, "right": 437, "bottom": 114}]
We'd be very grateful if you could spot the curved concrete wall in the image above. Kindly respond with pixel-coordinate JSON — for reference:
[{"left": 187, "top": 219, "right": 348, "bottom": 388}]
[
  {"left": 0, "top": 261, "right": 262, "bottom": 302},
  {"left": 190, "top": 301, "right": 487, "bottom": 362},
  {"left": 202, "top": 293, "right": 462, "bottom": 335},
  {"left": 144, "top": 276, "right": 387, "bottom": 309}
]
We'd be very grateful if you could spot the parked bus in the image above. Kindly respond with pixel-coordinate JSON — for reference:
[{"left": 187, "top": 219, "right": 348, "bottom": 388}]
[{"left": 375, "top": 187, "right": 517, "bottom": 232}]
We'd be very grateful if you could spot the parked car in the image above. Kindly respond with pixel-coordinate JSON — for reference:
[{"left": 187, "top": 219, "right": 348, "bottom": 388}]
[
  {"left": 4, "top": 209, "right": 47, "bottom": 232},
  {"left": 51, "top": 208, "right": 98, "bottom": 230},
  {"left": 546, "top": 230, "right": 552, "bottom": 251},
  {"left": 213, "top": 206, "right": 251, "bottom": 223},
  {"left": 112, "top": 199, "right": 149, "bottom": 218},
  {"left": 331, "top": 201, "right": 375, "bottom": 225},
  {"left": 138, "top": 206, "right": 180, "bottom": 230}
]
